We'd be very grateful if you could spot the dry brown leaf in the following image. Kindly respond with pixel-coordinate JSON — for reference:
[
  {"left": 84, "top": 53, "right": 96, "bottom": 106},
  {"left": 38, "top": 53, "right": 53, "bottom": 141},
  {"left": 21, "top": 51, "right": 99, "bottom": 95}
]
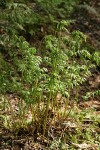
[
  {"left": 62, "top": 121, "right": 77, "bottom": 128},
  {"left": 72, "top": 143, "right": 98, "bottom": 149}
]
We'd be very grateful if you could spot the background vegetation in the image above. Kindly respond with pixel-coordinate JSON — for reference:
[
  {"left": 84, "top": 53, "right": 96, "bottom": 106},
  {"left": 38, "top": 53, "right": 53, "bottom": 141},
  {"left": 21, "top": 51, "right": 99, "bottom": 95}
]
[{"left": 0, "top": 0, "right": 100, "bottom": 149}]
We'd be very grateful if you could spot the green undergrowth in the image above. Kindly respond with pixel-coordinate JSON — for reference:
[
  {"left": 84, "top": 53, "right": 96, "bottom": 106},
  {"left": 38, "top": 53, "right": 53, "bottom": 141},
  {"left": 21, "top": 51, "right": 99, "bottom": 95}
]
[{"left": 0, "top": 0, "right": 100, "bottom": 148}]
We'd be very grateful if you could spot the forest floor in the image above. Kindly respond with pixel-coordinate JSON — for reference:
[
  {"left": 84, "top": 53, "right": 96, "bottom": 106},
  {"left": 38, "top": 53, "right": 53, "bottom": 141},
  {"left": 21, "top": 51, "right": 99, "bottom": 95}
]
[
  {"left": 0, "top": 1, "right": 100, "bottom": 150},
  {"left": 0, "top": 97, "right": 100, "bottom": 150}
]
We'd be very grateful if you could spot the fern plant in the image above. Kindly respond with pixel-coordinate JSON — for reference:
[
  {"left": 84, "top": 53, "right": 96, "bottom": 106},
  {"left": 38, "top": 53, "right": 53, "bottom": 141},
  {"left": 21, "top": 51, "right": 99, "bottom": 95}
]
[
  {"left": 40, "top": 20, "right": 96, "bottom": 134},
  {"left": 0, "top": 0, "right": 99, "bottom": 134}
]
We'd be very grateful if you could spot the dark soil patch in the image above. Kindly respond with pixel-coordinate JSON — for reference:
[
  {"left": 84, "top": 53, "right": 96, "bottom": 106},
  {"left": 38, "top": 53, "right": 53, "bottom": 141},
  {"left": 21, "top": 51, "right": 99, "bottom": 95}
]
[
  {"left": 70, "top": 0, "right": 100, "bottom": 101},
  {"left": 71, "top": 0, "right": 100, "bottom": 49}
]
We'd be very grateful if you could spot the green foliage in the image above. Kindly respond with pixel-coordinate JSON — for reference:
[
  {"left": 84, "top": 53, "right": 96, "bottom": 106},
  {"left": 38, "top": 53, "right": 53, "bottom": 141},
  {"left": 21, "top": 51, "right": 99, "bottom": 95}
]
[
  {"left": 36, "top": 0, "right": 79, "bottom": 18},
  {"left": 83, "top": 90, "right": 100, "bottom": 100},
  {"left": 93, "top": 51, "right": 100, "bottom": 66},
  {"left": 0, "top": 0, "right": 100, "bottom": 135}
]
